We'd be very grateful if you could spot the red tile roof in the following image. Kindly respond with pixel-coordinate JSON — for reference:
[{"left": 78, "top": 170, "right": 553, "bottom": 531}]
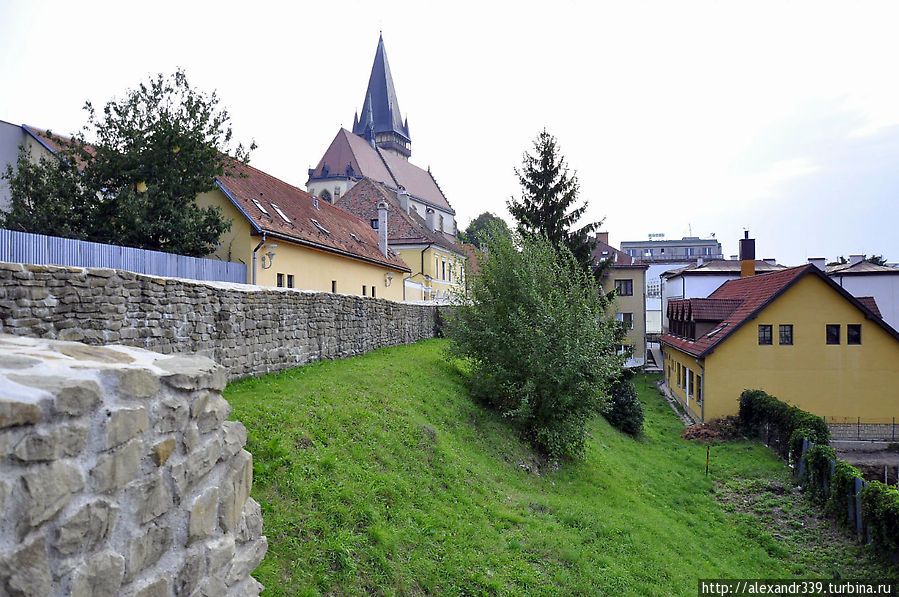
[
  {"left": 310, "top": 128, "right": 453, "bottom": 213},
  {"left": 217, "top": 161, "right": 409, "bottom": 272},
  {"left": 856, "top": 296, "right": 882, "bottom": 318},
  {"left": 22, "top": 125, "right": 96, "bottom": 169},
  {"left": 661, "top": 265, "right": 899, "bottom": 357},
  {"left": 591, "top": 239, "right": 638, "bottom": 266}
]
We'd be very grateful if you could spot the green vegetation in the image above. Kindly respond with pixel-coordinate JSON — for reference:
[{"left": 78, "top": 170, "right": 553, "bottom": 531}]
[
  {"left": 738, "top": 389, "right": 830, "bottom": 460},
  {"left": 445, "top": 228, "right": 622, "bottom": 458},
  {"left": 225, "top": 340, "right": 895, "bottom": 596}
]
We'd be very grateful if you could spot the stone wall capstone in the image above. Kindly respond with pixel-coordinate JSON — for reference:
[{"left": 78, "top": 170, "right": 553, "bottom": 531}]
[
  {"left": 0, "top": 334, "right": 266, "bottom": 596},
  {"left": 0, "top": 262, "right": 440, "bottom": 379}
]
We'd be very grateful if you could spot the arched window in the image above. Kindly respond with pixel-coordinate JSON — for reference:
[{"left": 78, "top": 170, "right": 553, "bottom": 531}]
[{"left": 320, "top": 190, "right": 332, "bottom": 203}]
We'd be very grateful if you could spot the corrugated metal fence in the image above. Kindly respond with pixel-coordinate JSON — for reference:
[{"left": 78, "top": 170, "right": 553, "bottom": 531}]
[{"left": 0, "top": 228, "right": 246, "bottom": 284}]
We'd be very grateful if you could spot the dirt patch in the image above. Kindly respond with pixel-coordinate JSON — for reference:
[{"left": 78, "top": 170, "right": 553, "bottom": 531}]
[
  {"left": 833, "top": 442, "right": 899, "bottom": 484},
  {"left": 682, "top": 416, "right": 743, "bottom": 442}
]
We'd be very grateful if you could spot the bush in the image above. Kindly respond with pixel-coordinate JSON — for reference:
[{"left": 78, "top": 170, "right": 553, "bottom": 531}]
[
  {"left": 801, "top": 443, "right": 836, "bottom": 503},
  {"left": 825, "top": 460, "right": 864, "bottom": 524},
  {"left": 445, "top": 228, "right": 623, "bottom": 459},
  {"left": 860, "top": 482, "right": 899, "bottom": 554},
  {"left": 605, "top": 369, "right": 643, "bottom": 435},
  {"left": 738, "top": 389, "right": 830, "bottom": 459}
]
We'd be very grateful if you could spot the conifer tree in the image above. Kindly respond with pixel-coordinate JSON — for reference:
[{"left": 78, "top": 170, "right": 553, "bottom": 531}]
[{"left": 507, "top": 129, "right": 603, "bottom": 272}]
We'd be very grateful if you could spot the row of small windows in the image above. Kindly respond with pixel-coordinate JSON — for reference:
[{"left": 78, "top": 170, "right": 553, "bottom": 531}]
[
  {"left": 757, "top": 324, "right": 862, "bottom": 346},
  {"left": 277, "top": 276, "right": 377, "bottom": 298},
  {"left": 666, "top": 354, "right": 702, "bottom": 406}
]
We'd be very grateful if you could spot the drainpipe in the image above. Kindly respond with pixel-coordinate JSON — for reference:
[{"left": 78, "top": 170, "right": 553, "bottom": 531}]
[
  {"left": 420, "top": 242, "right": 433, "bottom": 300},
  {"left": 252, "top": 232, "right": 267, "bottom": 285},
  {"left": 695, "top": 357, "right": 705, "bottom": 423}
]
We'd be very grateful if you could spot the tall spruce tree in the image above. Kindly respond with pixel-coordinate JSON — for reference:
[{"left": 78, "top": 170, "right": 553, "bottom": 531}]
[
  {"left": 1, "top": 70, "right": 254, "bottom": 256},
  {"left": 507, "top": 129, "right": 603, "bottom": 272}
]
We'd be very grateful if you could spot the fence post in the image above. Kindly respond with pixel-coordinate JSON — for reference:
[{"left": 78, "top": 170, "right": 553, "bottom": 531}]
[
  {"left": 893, "top": 417, "right": 895, "bottom": 442},
  {"left": 854, "top": 477, "right": 865, "bottom": 539},
  {"left": 857, "top": 417, "right": 860, "bottom": 441}
]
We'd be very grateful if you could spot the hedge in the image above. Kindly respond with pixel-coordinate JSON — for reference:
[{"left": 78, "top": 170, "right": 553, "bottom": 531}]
[
  {"left": 738, "top": 389, "right": 830, "bottom": 460},
  {"left": 860, "top": 482, "right": 899, "bottom": 554}
]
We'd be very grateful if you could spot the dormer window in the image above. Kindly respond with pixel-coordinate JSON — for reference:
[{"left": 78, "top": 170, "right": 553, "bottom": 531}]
[
  {"left": 270, "top": 203, "right": 291, "bottom": 224},
  {"left": 370, "top": 219, "right": 378, "bottom": 229}
]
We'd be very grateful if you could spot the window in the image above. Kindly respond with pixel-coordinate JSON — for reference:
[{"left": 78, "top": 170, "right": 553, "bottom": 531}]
[
  {"left": 287, "top": 274, "right": 294, "bottom": 289},
  {"left": 686, "top": 247, "right": 695, "bottom": 257},
  {"left": 676, "top": 362, "right": 681, "bottom": 387},
  {"left": 362, "top": 285, "right": 367, "bottom": 296},
  {"left": 270, "top": 203, "right": 291, "bottom": 224},
  {"left": 696, "top": 374, "right": 702, "bottom": 404},
  {"left": 847, "top": 324, "right": 861, "bottom": 345},
  {"left": 758, "top": 324, "right": 772, "bottom": 345},
  {"left": 370, "top": 219, "right": 378, "bottom": 229},
  {"left": 621, "top": 312, "right": 634, "bottom": 329},
  {"left": 331, "top": 280, "right": 337, "bottom": 293},
  {"left": 251, "top": 199, "right": 270, "bottom": 216},
  {"left": 779, "top": 324, "right": 793, "bottom": 345},
  {"left": 371, "top": 286, "right": 376, "bottom": 298},
  {"left": 439, "top": 215, "right": 444, "bottom": 232},
  {"left": 276, "top": 273, "right": 284, "bottom": 288},
  {"left": 688, "top": 370, "right": 694, "bottom": 397},
  {"left": 826, "top": 324, "right": 840, "bottom": 345},
  {"left": 310, "top": 218, "right": 330, "bottom": 235},
  {"left": 703, "top": 246, "right": 714, "bottom": 256},
  {"left": 615, "top": 279, "right": 634, "bottom": 296},
  {"left": 441, "top": 260, "right": 446, "bottom": 281}
]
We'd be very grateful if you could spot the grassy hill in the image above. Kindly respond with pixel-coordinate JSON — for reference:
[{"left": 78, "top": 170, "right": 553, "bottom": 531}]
[{"left": 224, "top": 339, "right": 894, "bottom": 596}]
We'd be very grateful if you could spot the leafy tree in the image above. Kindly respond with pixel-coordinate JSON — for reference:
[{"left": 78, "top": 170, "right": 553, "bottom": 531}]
[
  {"left": 458, "top": 212, "right": 509, "bottom": 248},
  {"left": 866, "top": 254, "right": 888, "bottom": 266},
  {"left": 445, "top": 224, "right": 623, "bottom": 459},
  {"left": 604, "top": 367, "right": 644, "bottom": 435},
  {"left": 507, "top": 129, "right": 603, "bottom": 272},
  {"left": 1, "top": 70, "right": 253, "bottom": 256}
]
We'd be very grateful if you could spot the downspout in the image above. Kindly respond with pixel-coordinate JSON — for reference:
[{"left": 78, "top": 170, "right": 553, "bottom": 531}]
[
  {"left": 695, "top": 357, "right": 705, "bottom": 423},
  {"left": 421, "top": 242, "right": 433, "bottom": 300},
  {"left": 252, "top": 232, "right": 267, "bottom": 286}
]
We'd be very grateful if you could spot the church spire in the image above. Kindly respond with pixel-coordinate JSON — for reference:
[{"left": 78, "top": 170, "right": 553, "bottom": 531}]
[{"left": 351, "top": 34, "right": 412, "bottom": 158}]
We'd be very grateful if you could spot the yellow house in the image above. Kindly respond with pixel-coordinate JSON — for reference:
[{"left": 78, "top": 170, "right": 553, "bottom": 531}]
[
  {"left": 661, "top": 264, "right": 899, "bottom": 423},
  {"left": 197, "top": 161, "right": 411, "bottom": 300},
  {"left": 335, "top": 178, "right": 465, "bottom": 301},
  {"left": 592, "top": 234, "right": 648, "bottom": 367}
]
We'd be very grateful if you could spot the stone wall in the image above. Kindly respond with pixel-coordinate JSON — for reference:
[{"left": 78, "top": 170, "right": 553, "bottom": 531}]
[
  {"left": 0, "top": 334, "right": 266, "bottom": 596},
  {"left": 0, "top": 262, "right": 439, "bottom": 380}
]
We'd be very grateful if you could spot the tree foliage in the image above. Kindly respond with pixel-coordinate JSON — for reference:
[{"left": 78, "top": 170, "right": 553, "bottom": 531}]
[
  {"left": 507, "top": 129, "right": 603, "bottom": 272},
  {"left": 458, "top": 212, "right": 509, "bottom": 248},
  {"left": 604, "top": 368, "right": 644, "bottom": 435},
  {"left": 1, "top": 70, "right": 254, "bottom": 256},
  {"left": 445, "top": 224, "right": 624, "bottom": 459},
  {"left": 827, "top": 255, "right": 889, "bottom": 267}
]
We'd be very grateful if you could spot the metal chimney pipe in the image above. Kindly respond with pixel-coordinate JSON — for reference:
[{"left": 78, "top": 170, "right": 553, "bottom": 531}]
[{"left": 377, "top": 201, "right": 389, "bottom": 257}]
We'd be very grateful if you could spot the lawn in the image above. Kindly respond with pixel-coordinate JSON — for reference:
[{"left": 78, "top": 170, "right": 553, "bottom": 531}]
[{"left": 224, "top": 339, "right": 895, "bottom": 596}]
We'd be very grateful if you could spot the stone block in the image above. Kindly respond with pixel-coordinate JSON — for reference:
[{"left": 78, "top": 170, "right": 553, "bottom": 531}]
[
  {"left": 55, "top": 498, "right": 117, "bottom": 555},
  {"left": 195, "top": 393, "right": 231, "bottom": 434},
  {"left": 91, "top": 438, "right": 142, "bottom": 493},
  {"left": 105, "top": 406, "right": 149, "bottom": 449},
  {"left": 174, "top": 547, "right": 206, "bottom": 597},
  {"left": 188, "top": 486, "right": 219, "bottom": 543},
  {"left": 0, "top": 480, "right": 9, "bottom": 513},
  {"left": 226, "top": 577, "right": 264, "bottom": 597},
  {"left": 12, "top": 422, "right": 88, "bottom": 461},
  {"left": 219, "top": 450, "right": 253, "bottom": 532},
  {"left": 114, "top": 367, "right": 161, "bottom": 398},
  {"left": 131, "top": 576, "right": 171, "bottom": 597},
  {"left": 170, "top": 436, "right": 222, "bottom": 498},
  {"left": 221, "top": 421, "right": 247, "bottom": 461},
  {"left": 22, "top": 460, "right": 85, "bottom": 527},
  {"left": 191, "top": 576, "right": 227, "bottom": 597},
  {"left": 125, "top": 522, "right": 172, "bottom": 582},
  {"left": 236, "top": 497, "right": 264, "bottom": 544},
  {"left": 134, "top": 471, "right": 172, "bottom": 524},
  {"left": 183, "top": 422, "right": 200, "bottom": 453},
  {"left": 0, "top": 396, "right": 42, "bottom": 429},
  {"left": 7, "top": 375, "right": 102, "bottom": 417},
  {"left": 151, "top": 438, "right": 176, "bottom": 466},
  {"left": 224, "top": 536, "right": 267, "bottom": 586},
  {"left": 71, "top": 550, "right": 125, "bottom": 597},
  {"left": 0, "top": 355, "right": 40, "bottom": 369},
  {"left": 152, "top": 395, "right": 189, "bottom": 434},
  {"left": 57, "top": 328, "right": 85, "bottom": 342},
  {"left": 57, "top": 342, "right": 134, "bottom": 363},
  {"left": 156, "top": 355, "right": 227, "bottom": 391},
  {"left": 0, "top": 533, "right": 52, "bottom": 597},
  {"left": 206, "top": 534, "right": 235, "bottom": 574}
]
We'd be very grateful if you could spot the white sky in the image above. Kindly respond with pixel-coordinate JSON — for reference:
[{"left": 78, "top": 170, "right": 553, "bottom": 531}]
[{"left": 2, "top": 0, "right": 898, "bottom": 265}]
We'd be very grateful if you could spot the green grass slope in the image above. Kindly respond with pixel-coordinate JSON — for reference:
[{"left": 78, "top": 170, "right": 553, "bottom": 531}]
[{"left": 225, "top": 339, "right": 891, "bottom": 596}]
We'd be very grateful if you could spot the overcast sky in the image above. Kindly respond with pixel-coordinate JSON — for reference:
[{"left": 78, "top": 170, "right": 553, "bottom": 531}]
[{"left": 3, "top": 0, "right": 897, "bottom": 265}]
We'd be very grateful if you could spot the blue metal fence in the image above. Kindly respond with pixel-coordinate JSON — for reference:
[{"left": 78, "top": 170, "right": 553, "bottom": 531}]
[{"left": 0, "top": 228, "right": 246, "bottom": 284}]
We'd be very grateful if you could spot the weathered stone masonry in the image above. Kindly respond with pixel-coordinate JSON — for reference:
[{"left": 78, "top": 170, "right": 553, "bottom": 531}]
[
  {"left": 0, "top": 335, "right": 266, "bottom": 596},
  {"left": 0, "top": 262, "right": 439, "bottom": 380}
]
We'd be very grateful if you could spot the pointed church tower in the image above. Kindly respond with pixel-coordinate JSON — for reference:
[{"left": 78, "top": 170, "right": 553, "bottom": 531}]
[{"left": 352, "top": 34, "right": 412, "bottom": 159}]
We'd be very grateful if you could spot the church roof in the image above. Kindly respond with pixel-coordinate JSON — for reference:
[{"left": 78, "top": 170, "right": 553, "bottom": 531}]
[
  {"left": 309, "top": 128, "right": 454, "bottom": 214},
  {"left": 352, "top": 34, "right": 410, "bottom": 145}
]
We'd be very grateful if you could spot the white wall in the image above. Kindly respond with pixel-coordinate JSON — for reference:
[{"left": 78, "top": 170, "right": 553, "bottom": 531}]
[
  {"left": 0, "top": 121, "right": 28, "bottom": 213},
  {"left": 831, "top": 274, "right": 899, "bottom": 330},
  {"left": 661, "top": 273, "right": 734, "bottom": 331}
]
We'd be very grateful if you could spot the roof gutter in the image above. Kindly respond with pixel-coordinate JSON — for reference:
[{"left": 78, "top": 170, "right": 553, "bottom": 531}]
[
  {"left": 261, "top": 229, "right": 410, "bottom": 273},
  {"left": 215, "top": 180, "right": 262, "bottom": 234}
]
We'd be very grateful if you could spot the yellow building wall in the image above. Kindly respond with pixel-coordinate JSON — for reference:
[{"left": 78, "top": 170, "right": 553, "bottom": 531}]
[
  {"left": 196, "top": 189, "right": 406, "bottom": 301},
  {"left": 396, "top": 246, "right": 464, "bottom": 301},
  {"left": 602, "top": 267, "right": 647, "bottom": 363},
  {"left": 663, "top": 346, "right": 705, "bottom": 420},
  {"left": 700, "top": 274, "right": 899, "bottom": 421}
]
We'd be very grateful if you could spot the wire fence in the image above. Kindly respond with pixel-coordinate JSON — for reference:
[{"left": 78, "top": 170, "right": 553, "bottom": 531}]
[
  {"left": 824, "top": 416, "right": 899, "bottom": 442},
  {"left": 0, "top": 228, "right": 245, "bottom": 284}
]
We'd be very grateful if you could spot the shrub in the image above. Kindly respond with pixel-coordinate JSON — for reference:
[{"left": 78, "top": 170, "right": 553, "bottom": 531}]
[
  {"left": 445, "top": 227, "right": 623, "bottom": 459},
  {"left": 860, "top": 482, "right": 899, "bottom": 554},
  {"left": 738, "top": 389, "right": 830, "bottom": 459},
  {"left": 605, "top": 369, "right": 643, "bottom": 435},
  {"left": 825, "top": 460, "right": 864, "bottom": 524},
  {"left": 801, "top": 443, "right": 836, "bottom": 503}
]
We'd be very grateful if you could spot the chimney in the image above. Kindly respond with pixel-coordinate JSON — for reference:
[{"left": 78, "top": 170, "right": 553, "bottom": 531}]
[
  {"left": 849, "top": 254, "right": 865, "bottom": 265},
  {"left": 425, "top": 207, "right": 435, "bottom": 232},
  {"left": 808, "top": 258, "right": 826, "bottom": 271},
  {"left": 596, "top": 232, "right": 609, "bottom": 245},
  {"left": 739, "top": 230, "right": 755, "bottom": 277},
  {"left": 377, "top": 201, "right": 388, "bottom": 256},
  {"left": 696, "top": 257, "right": 703, "bottom": 267},
  {"left": 397, "top": 188, "right": 410, "bottom": 214},
  {"left": 763, "top": 258, "right": 776, "bottom": 266}
]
